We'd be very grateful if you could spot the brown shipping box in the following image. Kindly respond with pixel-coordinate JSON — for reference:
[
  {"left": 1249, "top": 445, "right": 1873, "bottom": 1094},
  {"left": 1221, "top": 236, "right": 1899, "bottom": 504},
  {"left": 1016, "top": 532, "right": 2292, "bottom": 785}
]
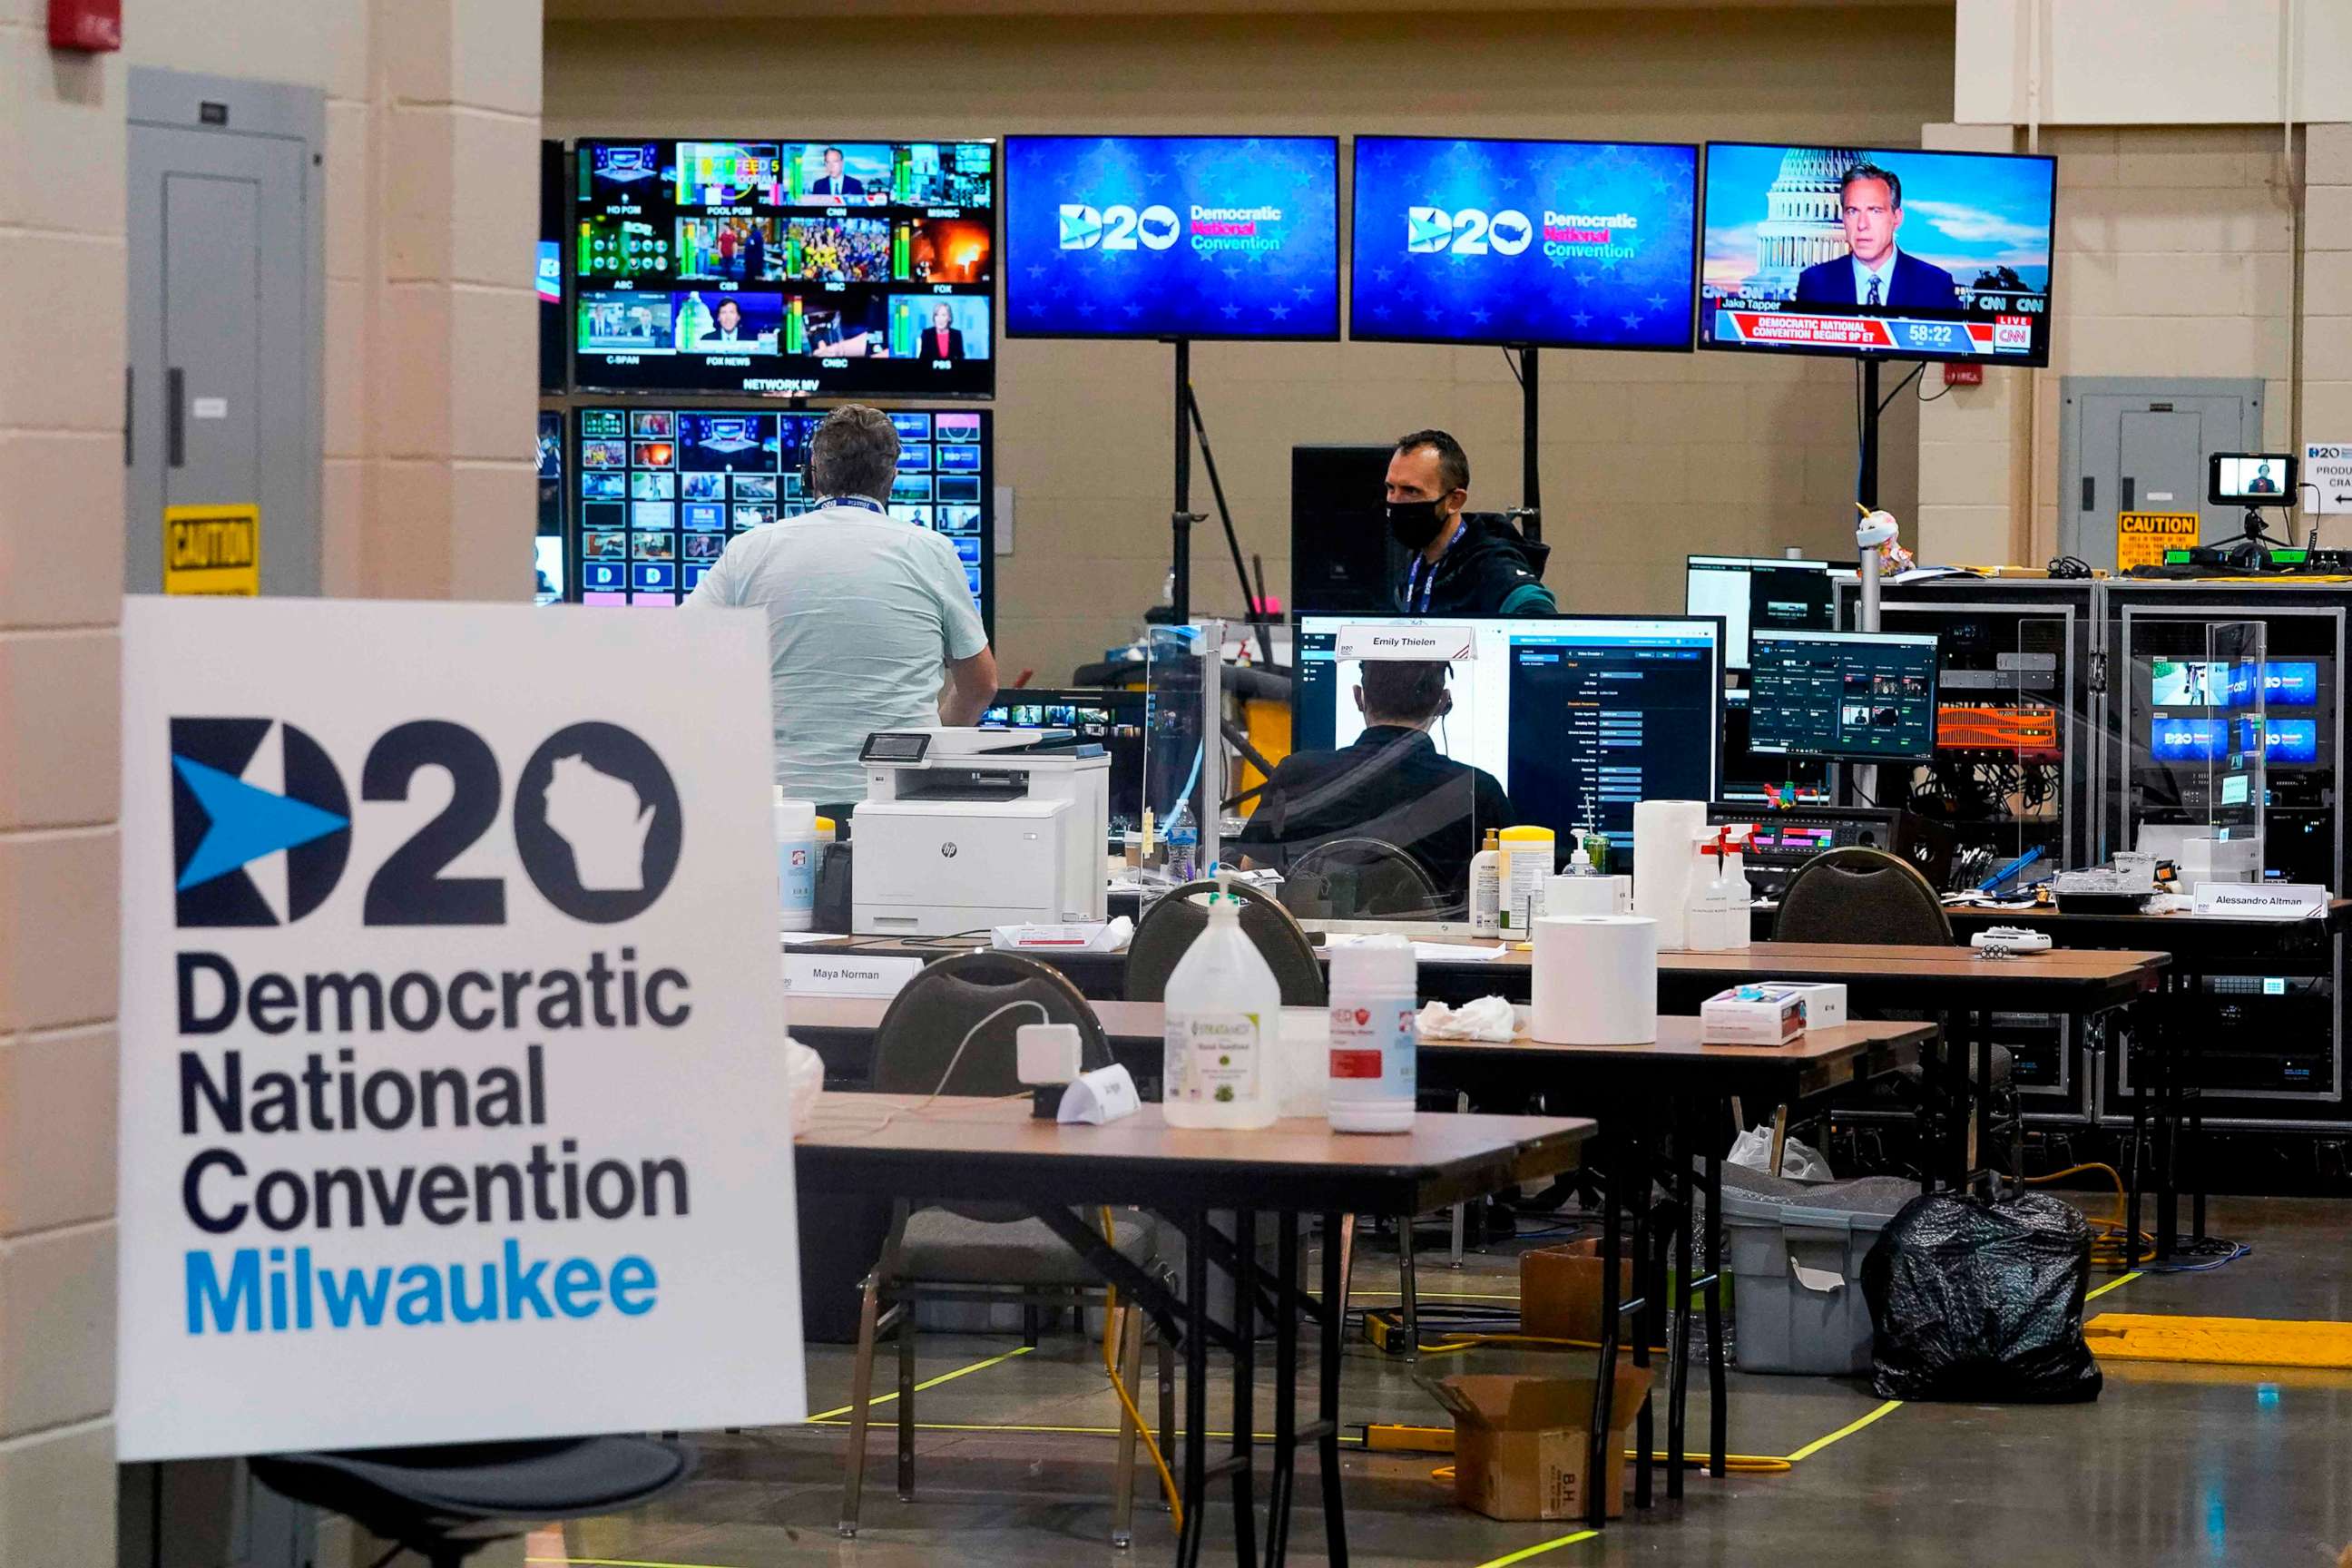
[
  {"left": 1520, "top": 1240, "right": 1632, "bottom": 1343},
  {"left": 1426, "top": 1368, "right": 1651, "bottom": 1522}
]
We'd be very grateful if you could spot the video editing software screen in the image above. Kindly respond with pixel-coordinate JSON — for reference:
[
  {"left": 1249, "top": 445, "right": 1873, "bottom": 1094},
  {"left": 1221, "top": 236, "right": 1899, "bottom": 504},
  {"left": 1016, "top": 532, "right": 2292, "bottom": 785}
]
[
  {"left": 573, "top": 139, "right": 995, "bottom": 397},
  {"left": 1349, "top": 136, "right": 1698, "bottom": 351},
  {"left": 1684, "top": 555, "right": 1836, "bottom": 670},
  {"left": 571, "top": 406, "right": 990, "bottom": 619},
  {"left": 1700, "top": 143, "right": 2056, "bottom": 366},
  {"left": 1749, "top": 630, "right": 1941, "bottom": 760},
  {"left": 981, "top": 689, "right": 1146, "bottom": 837},
  {"left": 1004, "top": 135, "right": 1340, "bottom": 340},
  {"left": 1293, "top": 616, "right": 1720, "bottom": 838}
]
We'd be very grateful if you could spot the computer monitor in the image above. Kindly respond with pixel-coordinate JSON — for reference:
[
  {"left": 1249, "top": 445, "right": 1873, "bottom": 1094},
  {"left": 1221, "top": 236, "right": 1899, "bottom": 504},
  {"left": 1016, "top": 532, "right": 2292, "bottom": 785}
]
[
  {"left": 1292, "top": 614, "right": 1722, "bottom": 838},
  {"left": 1349, "top": 135, "right": 1699, "bottom": 351},
  {"left": 980, "top": 687, "right": 1146, "bottom": 838},
  {"left": 572, "top": 405, "right": 992, "bottom": 619},
  {"left": 1684, "top": 555, "right": 1836, "bottom": 671},
  {"left": 573, "top": 138, "right": 996, "bottom": 397},
  {"left": 1748, "top": 629, "right": 1940, "bottom": 761},
  {"left": 1003, "top": 134, "right": 1341, "bottom": 340},
  {"left": 2209, "top": 452, "right": 2298, "bottom": 506},
  {"left": 1700, "top": 142, "right": 2056, "bottom": 367}
]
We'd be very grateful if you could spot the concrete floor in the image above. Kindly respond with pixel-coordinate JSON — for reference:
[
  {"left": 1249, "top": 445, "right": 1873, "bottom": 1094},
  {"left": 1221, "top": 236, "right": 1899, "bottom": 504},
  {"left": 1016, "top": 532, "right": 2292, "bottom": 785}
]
[{"left": 537, "top": 1195, "right": 2352, "bottom": 1567}]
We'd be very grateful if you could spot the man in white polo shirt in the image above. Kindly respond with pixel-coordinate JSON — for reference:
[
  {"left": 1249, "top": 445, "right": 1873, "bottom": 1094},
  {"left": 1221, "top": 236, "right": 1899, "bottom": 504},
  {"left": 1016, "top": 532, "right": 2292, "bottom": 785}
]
[{"left": 686, "top": 404, "right": 995, "bottom": 807}]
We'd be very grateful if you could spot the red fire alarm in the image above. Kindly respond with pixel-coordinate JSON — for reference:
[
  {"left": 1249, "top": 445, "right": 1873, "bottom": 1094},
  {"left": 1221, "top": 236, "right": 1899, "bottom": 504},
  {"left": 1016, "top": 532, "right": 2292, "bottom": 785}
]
[
  {"left": 49, "top": 0, "right": 122, "bottom": 52},
  {"left": 1943, "top": 362, "right": 1984, "bottom": 387}
]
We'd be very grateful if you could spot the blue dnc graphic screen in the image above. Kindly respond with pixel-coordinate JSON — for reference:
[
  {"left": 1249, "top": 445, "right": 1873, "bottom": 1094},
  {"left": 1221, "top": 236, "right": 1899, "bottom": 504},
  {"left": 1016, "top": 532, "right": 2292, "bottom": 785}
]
[
  {"left": 1350, "top": 137, "right": 1699, "bottom": 351},
  {"left": 1004, "top": 135, "right": 1340, "bottom": 340}
]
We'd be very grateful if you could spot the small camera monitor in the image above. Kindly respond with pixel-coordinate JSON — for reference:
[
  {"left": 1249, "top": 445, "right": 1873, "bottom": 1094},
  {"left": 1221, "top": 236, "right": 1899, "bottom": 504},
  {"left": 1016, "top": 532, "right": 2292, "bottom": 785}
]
[{"left": 2210, "top": 452, "right": 2297, "bottom": 506}]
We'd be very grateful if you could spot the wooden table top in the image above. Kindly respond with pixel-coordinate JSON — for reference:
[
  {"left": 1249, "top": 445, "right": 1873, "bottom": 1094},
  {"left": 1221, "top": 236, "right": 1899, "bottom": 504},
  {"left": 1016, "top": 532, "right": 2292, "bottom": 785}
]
[
  {"left": 793, "top": 1096, "right": 1597, "bottom": 1213},
  {"left": 788, "top": 996, "right": 1934, "bottom": 1102}
]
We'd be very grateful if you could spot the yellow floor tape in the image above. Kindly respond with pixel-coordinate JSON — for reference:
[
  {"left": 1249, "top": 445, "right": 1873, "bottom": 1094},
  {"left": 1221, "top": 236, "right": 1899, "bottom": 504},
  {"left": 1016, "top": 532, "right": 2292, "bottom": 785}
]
[
  {"left": 2087, "top": 1311, "right": 2352, "bottom": 1369},
  {"left": 802, "top": 1345, "right": 1034, "bottom": 1423}
]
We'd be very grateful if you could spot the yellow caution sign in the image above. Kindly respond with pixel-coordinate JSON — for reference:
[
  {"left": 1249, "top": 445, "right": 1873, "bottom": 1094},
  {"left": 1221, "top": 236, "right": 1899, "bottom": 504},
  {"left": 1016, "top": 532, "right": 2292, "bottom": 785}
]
[
  {"left": 2115, "top": 511, "right": 2200, "bottom": 573},
  {"left": 163, "top": 505, "right": 260, "bottom": 595}
]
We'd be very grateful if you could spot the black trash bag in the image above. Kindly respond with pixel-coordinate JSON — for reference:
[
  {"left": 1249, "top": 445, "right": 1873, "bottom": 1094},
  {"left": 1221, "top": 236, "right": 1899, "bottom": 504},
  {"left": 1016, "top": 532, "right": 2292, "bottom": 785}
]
[{"left": 1859, "top": 1188, "right": 2102, "bottom": 1403}]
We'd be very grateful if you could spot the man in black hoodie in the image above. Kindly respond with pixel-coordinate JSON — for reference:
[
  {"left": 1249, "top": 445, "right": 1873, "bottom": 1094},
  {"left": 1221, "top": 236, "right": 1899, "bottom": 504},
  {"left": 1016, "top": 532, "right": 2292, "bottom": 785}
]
[{"left": 1385, "top": 428, "right": 1556, "bottom": 616}]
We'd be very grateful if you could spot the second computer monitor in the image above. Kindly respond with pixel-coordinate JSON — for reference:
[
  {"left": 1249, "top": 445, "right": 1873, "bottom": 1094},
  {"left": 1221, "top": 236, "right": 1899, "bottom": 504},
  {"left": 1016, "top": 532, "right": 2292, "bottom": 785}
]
[
  {"left": 1292, "top": 614, "right": 1722, "bottom": 838},
  {"left": 1685, "top": 554, "right": 1837, "bottom": 670},
  {"left": 1748, "top": 629, "right": 1940, "bottom": 761}
]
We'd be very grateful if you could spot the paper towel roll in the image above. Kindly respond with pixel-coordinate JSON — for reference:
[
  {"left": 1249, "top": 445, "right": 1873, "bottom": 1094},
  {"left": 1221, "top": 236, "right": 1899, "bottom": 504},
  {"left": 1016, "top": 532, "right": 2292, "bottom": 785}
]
[
  {"left": 1530, "top": 916, "right": 1658, "bottom": 1045},
  {"left": 1633, "top": 799, "right": 1708, "bottom": 950},
  {"left": 1544, "top": 874, "right": 1632, "bottom": 917}
]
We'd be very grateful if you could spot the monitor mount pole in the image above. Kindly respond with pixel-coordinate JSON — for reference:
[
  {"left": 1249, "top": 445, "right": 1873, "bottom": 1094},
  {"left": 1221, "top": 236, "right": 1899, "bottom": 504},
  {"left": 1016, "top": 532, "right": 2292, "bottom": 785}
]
[
  {"left": 1171, "top": 338, "right": 1199, "bottom": 624},
  {"left": 1167, "top": 338, "right": 1275, "bottom": 663},
  {"left": 1852, "top": 358, "right": 1886, "bottom": 808},
  {"left": 1510, "top": 344, "right": 1543, "bottom": 545}
]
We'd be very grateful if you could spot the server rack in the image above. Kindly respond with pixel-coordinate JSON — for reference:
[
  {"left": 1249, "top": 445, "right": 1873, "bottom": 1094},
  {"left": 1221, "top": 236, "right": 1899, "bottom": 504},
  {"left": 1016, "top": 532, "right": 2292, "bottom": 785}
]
[{"left": 1839, "top": 578, "right": 2100, "bottom": 1122}]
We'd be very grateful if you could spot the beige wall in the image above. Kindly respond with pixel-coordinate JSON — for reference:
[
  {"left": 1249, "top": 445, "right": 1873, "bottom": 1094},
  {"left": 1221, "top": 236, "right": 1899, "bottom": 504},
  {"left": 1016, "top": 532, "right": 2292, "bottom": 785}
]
[
  {"left": 1913, "top": 121, "right": 2323, "bottom": 565},
  {"left": 126, "top": 0, "right": 544, "bottom": 602},
  {"left": 546, "top": 6, "right": 1955, "bottom": 681},
  {"left": 0, "top": 3, "right": 125, "bottom": 1563},
  {"left": 1955, "top": 0, "right": 2350, "bottom": 127}
]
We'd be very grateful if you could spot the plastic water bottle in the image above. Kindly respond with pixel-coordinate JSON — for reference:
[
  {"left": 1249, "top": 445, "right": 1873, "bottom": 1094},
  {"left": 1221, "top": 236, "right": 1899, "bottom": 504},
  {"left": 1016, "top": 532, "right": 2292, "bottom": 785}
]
[
  {"left": 773, "top": 790, "right": 818, "bottom": 933},
  {"left": 1161, "top": 872, "right": 1279, "bottom": 1130},
  {"left": 1164, "top": 802, "right": 1200, "bottom": 885},
  {"left": 1327, "top": 937, "right": 1417, "bottom": 1133}
]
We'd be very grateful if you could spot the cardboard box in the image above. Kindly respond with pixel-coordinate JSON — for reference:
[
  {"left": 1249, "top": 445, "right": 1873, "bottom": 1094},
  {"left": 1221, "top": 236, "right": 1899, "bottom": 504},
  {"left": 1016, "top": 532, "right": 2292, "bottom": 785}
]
[
  {"left": 1700, "top": 985, "right": 1808, "bottom": 1045},
  {"left": 1428, "top": 1368, "right": 1652, "bottom": 1522},
  {"left": 1519, "top": 1239, "right": 1631, "bottom": 1343},
  {"left": 1790, "top": 982, "right": 1847, "bottom": 1028}
]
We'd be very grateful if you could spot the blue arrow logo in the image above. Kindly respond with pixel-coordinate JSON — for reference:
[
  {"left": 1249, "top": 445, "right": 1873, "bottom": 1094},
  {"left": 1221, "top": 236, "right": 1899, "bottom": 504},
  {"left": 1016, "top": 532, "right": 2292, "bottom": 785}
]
[{"left": 172, "top": 754, "right": 350, "bottom": 892}]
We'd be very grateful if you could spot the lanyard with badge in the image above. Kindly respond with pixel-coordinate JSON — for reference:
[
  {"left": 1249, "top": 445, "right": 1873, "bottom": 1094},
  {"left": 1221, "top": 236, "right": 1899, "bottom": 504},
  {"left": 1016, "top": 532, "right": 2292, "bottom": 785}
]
[
  {"left": 820, "top": 495, "right": 888, "bottom": 515},
  {"left": 1403, "top": 522, "right": 1461, "bottom": 613}
]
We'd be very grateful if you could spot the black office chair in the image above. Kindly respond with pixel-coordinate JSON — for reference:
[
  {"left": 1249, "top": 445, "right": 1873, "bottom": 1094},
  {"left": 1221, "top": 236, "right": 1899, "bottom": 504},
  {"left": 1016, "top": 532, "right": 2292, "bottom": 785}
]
[
  {"left": 1127, "top": 879, "right": 1327, "bottom": 1006},
  {"left": 250, "top": 1438, "right": 691, "bottom": 1568},
  {"left": 1775, "top": 846, "right": 1955, "bottom": 946},
  {"left": 1280, "top": 837, "right": 1449, "bottom": 921},
  {"left": 1774, "top": 846, "right": 2014, "bottom": 1168},
  {"left": 843, "top": 952, "right": 1174, "bottom": 1545}
]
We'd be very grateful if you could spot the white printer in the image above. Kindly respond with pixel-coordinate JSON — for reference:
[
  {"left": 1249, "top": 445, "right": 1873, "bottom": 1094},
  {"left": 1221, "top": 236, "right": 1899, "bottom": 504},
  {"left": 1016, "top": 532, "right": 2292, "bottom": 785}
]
[{"left": 852, "top": 727, "right": 1112, "bottom": 936}]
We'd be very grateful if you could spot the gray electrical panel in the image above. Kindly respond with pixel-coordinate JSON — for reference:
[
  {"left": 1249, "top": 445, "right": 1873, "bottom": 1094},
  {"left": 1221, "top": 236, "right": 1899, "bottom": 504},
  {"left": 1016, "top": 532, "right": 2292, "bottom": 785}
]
[
  {"left": 126, "top": 69, "right": 324, "bottom": 595},
  {"left": 2058, "top": 377, "right": 2266, "bottom": 574}
]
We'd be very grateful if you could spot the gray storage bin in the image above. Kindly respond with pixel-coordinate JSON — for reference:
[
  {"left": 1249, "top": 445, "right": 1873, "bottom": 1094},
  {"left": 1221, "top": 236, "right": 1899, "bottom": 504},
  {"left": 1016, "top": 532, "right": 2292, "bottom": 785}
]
[{"left": 1720, "top": 1179, "right": 1915, "bottom": 1376}]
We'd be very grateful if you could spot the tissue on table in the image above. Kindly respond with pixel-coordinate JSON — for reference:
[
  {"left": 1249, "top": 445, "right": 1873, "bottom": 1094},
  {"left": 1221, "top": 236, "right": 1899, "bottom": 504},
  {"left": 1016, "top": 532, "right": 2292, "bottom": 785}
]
[{"left": 1416, "top": 996, "right": 1519, "bottom": 1043}]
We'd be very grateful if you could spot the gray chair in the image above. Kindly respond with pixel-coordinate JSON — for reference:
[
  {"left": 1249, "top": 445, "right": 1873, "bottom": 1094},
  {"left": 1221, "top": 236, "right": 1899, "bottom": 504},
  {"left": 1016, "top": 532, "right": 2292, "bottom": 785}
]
[
  {"left": 841, "top": 952, "right": 1174, "bottom": 1546},
  {"left": 1775, "top": 846, "right": 1955, "bottom": 946},
  {"left": 250, "top": 1439, "right": 691, "bottom": 1568},
  {"left": 1280, "top": 836, "right": 1449, "bottom": 921},
  {"left": 1127, "top": 878, "right": 1327, "bottom": 1006}
]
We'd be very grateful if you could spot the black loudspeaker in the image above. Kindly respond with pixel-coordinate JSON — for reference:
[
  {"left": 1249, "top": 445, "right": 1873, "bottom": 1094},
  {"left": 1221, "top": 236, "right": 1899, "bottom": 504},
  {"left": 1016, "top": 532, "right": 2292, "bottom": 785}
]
[{"left": 1291, "top": 444, "right": 1404, "bottom": 617}]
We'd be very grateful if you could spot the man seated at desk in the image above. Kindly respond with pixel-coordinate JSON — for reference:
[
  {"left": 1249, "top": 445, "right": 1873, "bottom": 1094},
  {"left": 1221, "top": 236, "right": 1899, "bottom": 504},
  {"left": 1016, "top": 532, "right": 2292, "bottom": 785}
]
[{"left": 1236, "top": 660, "right": 1512, "bottom": 900}]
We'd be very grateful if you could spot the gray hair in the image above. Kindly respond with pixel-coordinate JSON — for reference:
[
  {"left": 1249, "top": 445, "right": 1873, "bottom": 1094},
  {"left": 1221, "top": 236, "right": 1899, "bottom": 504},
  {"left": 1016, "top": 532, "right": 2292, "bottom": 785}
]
[{"left": 809, "top": 405, "right": 901, "bottom": 503}]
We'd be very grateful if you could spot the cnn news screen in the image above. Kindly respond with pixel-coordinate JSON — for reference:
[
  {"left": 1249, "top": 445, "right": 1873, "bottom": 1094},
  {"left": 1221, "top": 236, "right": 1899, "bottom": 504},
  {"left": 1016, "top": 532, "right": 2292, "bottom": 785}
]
[{"left": 1700, "top": 142, "right": 2056, "bottom": 367}]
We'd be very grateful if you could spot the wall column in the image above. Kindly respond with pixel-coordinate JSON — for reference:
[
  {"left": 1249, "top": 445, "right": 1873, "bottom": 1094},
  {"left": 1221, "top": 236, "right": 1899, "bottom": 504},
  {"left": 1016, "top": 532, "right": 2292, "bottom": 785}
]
[{"left": 0, "top": 14, "right": 126, "bottom": 1566}]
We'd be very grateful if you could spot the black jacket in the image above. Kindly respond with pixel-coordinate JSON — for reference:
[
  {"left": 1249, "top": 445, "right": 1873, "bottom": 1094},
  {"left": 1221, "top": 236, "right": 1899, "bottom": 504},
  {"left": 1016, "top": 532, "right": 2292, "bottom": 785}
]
[
  {"left": 1396, "top": 514, "right": 1555, "bottom": 616},
  {"left": 1235, "top": 727, "right": 1513, "bottom": 897}
]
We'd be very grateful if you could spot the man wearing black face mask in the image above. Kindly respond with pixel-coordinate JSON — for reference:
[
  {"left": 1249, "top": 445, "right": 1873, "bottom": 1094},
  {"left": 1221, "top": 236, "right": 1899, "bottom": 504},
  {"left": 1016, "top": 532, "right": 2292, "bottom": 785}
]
[{"left": 1386, "top": 428, "right": 1555, "bottom": 616}]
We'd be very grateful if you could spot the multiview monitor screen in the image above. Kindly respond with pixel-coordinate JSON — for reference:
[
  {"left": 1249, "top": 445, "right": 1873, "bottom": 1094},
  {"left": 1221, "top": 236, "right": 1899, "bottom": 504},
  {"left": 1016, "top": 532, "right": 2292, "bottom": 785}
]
[
  {"left": 1004, "top": 135, "right": 1341, "bottom": 340},
  {"left": 572, "top": 406, "right": 990, "bottom": 619},
  {"left": 1748, "top": 630, "right": 1941, "bottom": 761},
  {"left": 1700, "top": 143, "right": 2056, "bottom": 366},
  {"left": 573, "top": 139, "right": 995, "bottom": 397},
  {"left": 1349, "top": 136, "right": 1699, "bottom": 351}
]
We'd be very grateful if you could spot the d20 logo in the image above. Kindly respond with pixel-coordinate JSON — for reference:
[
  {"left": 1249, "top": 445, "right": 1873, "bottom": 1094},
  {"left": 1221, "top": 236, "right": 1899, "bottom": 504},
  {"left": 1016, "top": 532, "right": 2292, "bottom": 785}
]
[{"left": 172, "top": 719, "right": 352, "bottom": 927}]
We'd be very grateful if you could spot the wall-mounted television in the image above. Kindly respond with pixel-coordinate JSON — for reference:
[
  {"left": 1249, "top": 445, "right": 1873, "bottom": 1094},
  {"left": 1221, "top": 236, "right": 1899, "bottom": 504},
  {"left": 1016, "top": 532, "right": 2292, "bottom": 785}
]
[
  {"left": 1004, "top": 134, "right": 1340, "bottom": 340},
  {"left": 1350, "top": 136, "right": 1698, "bottom": 351},
  {"left": 1700, "top": 143, "right": 2056, "bottom": 366},
  {"left": 573, "top": 139, "right": 995, "bottom": 397},
  {"left": 572, "top": 406, "right": 990, "bottom": 626},
  {"left": 540, "top": 142, "right": 568, "bottom": 393}
]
